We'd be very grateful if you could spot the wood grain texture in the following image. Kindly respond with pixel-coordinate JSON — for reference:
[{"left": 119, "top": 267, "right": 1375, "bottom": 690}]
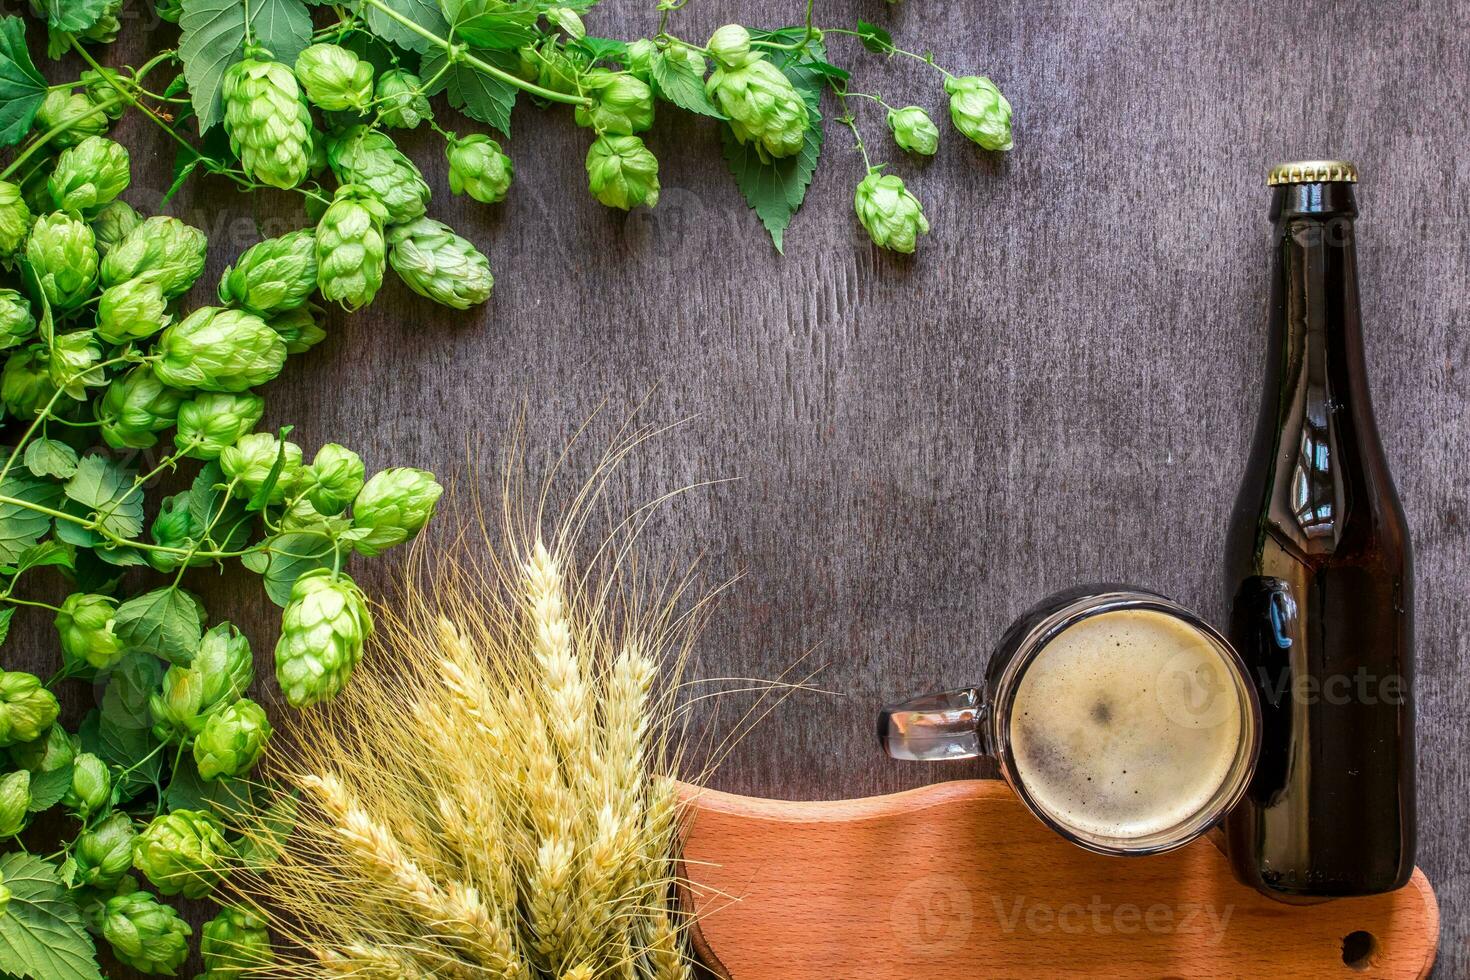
[
  {"left": 16, "top": 0, "right": 1469, "bottom": 976},
  {"left": 679, "top": 780, "right": 1441, "bottom": 978}
]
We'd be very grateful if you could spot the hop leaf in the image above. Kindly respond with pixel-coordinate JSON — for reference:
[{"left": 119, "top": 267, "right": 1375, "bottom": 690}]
[
  {"left": 100, "top": 215, "right": 208, "bottom": 298},
  {"left": 315, "top": 184, "right": 388, "bottom": 311},
  {"left": 218, "top": 228, "right": 319, "bottom": 316},
  {"left": 102, "top": 889, "right": 192, "bottom": 973},
  {"left": 446, "top": 133, "right": 513, "bottom": 204},
  {"left": 274, "top": 569, "right": 372, "bottom": 707},
  {"left": 944, "top": 75, "right": 1013, "bottom": 151},
  {"left": 350, "top": 466, "right": 443, "bottom": 555},
  {"left": 295, "top": 43, "right": 374, "bottom": 112},
  {"left": 853, "top": 168, "right": 929, "bottom": 253},
  {"left": 132, "top": 809, "right": 233, "bottom": 898},
  {"left": 326, "top": 126, "right": 430, "bottom": 225},
  {"left": 53, "top": 593, "right": 126, "bottom": 669},
  {"left": 585, "top": 133, "right": 660, "bottom": 210},
  {"left": 222, "top": 48, "right": 313, "bottom": 189},
  {"left": 25, "top": 212, "right": 98, "bottom": 310},
  {"left": 387, "top": 217, "right": 493, "bottom": 310},
  {"left": 47, "top": 135, "right": 130, "bottom": 213},
  {"left": 886, "top": 105, "right": 939, "bottom": 156},
  {"left": 376, "top": 68, "right": 431, "bottom": 129},
  {"left": 152, "top": 306, "right": 288, "bottom": 393},
  {"left": 0, "top": 180, "right": 33, "bottom": 257}
]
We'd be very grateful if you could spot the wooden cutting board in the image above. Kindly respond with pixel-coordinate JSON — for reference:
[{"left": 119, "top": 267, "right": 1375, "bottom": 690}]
[{"left": 679, "top": 780, "right": 1440, "bottom": 979}]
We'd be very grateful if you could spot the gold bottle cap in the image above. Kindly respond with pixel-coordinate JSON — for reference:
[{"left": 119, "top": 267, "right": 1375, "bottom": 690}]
[{"left": 1268, "top": 160, "right": 1359, "bottom": 186}]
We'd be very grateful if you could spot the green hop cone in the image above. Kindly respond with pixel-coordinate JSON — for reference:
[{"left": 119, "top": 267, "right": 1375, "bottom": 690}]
[
  {"left": 575, "top": 69, "right": 655, "bottom": 135},
  {"left": 151, "top": 622, "right": 255, "bottom": 742},
  {"left": 887, "top": 105, "right": 940, "bottom": 156},
  {"left": 201, "top": 906, "right": 273, "bottom": 977},
  {"left": 53, "top": 592, "right": 126, "bottom": 669},
  {"left": 175, "top": 392, "right": 265, "bottom": 459},
  {"left": 446, "top": 134, "right": 513, "bottom": 204},
  {"left": 194, "top": 698, "right": 272, "bottom": 780},
  {"left": 944, "top": 75, "right": 1013, "bottom": 151},
  {"left": 303, "top": 443, "right": 365, "bottom": 516},
  {"left": 133, "top": 809, "right": 233, "bottom": 898},
  {"left": 101, "top": 215, "right": 208, "bottom": 298},
  {"left": 1, "top": 347, "right": 57, "bottom": 419},
  {"left": 376, "top": 69, "right": 431, "bottom": 129},
  {"left": 223, "top": 48, "right": 313, "bottom": 190},
  {"left": 626, "top": 37, "right": 657, "bottom": 80},
  {"left": 80, "top": 67, "right": 127, "bottom": 119},
  {"left": 706, "top": 30, "right": 809, "bottom": 162},
  {"left": 8, "top": 724, "right": 77, "bottom": 773},
  {"left": 220, "top": 431, "right": 304, "bottom": 504},
  {"left": 102, "top": 890, "right": 192, "bottom": 974},
  {"left": 351, "top": 467, "right": 442, "bottom": 556},
  {"left": 155, "top": 0, "right": 182, "bottom": 22},
  {"left": 586, "top": 134, "right": 660, "bottom": 210},
  {"left": 315, "top": 184, "right": 388, "bottom": 312},
  {"left": 853, "top": 168, "right": 930, "bottom": 254},
  {"left": 48, "top": 135, "right": 130, "bottom": 214},
  {"left": 387, "top": 217, "right": 494, "bottom": 310},
  {"left": 25, "top": 212, "right": 98, "bottom": 310},
  {"left": 152, "top": 307, "right": 288, "bottom": 392},
  {"left": 91, "top": 199, "right": 142, "bottom": 254},
  {"left": 50, "top": 330, "right": 105, "bottom": 400},
  {"left": 219, "top": 229, "right": 319, "bottom": 316},
  {"left": 0, "top": 180, "right": 32, "bottom": 256},
  {"left": 707, "top": 24, "right": 757, "bottom": 68},
  {"left": 34, "top": 91, "right": 109, "bottom": 148},
  {"left": 75, "top": 0, "right": 123, "bottom": 46},
  {"left": 0, "top": 771, "right": 29, "bottom": 836},
  {"left": 100, "top": 366, "right": 184, "bottom": 450},
  {"left": 531, "top": 37, "right": 586, "bottom": 96},
  {"left": 75, "top": 812, "right": 136, "bottom": 888},
  {"left": 327, "top": 126, "right": 431, "bottom": 225},
  {"left": 268, "top": 303, "right": 327, "bottom": 354},
  {"left": 64, "top": 751, "right": 111, "bottom": 815},
  {"left": 0, "top": 672, "right": 60, "bottom": 746},
  {"left": 0, "top": 290, "right": 36, "bottom": 350},
  {"left": 149, "top": 664, "right": 207, "bottom": 743},
  {"left": 97, "top": 277, "right": 170, "bottom": 345},
  {"left": 275, "top": 570, "right": 373, "bottom": 707},
  {"left": 295, "top": 43, "right": 374, "bottom": 112}
]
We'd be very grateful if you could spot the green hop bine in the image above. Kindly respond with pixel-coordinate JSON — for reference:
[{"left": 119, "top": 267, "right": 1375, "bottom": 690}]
[
  {"left": 304, "top": 442, "right": 364, "bottom": 515},
  {"left": 586, "top": 134, "right": 660, "bottom": 210},
  {"left": 220, "top": 431, "right": 304, "bottom": 504},
  {"left": 47, "top": 135, "right": 130, "bottom": 213},
  {"left": 0, "top": 290, "right": 36, "bottom": 350},
  {"left": 193, "top": 697, "right": 272, "bottom": 780},
  {"left": 222, "top": 46, "right": 313, "bottom": 190},
  {"left": 316, "top": 184, "right": 389, "bottom": 311},
  {"left": 0, "top": 672, "right": 60, "bottom": 746},
  {"left": 376, "top": 68, "right": 431, "bottom": 129},
  {"left": 33, "top": 90, "right": 109, "bottom": 148},
  {"left": 0, "top": 180, "right": 31, "bottom": 256},
  {"left": 99, "top": 365, "right": 184, "bottom": 449},
  {"left": 218, "top": 228, "right": 319, "bottom": 316},
  {"left": 887, "top": 105, "right": 940, "bottom": 156},
  {"left": 274, "top": 569, "right": 373, "bottom": 708},
  {"left": 25, "top": 212, "right": 98, "bottom": 310},
  {"left": 944, "top": 75, "right": 1014, "bottom": 151},
  {"left": 63, "top": 751, "right": 110, "bottom": 815},
  {"left": 100, "top": 214, "right": 208, "bottom": 298},
  {"left": 295, "top": 42, "right": 374, "bottom": 112},
  {"left": 74, "top": 811, "right": 136, "bottom": 888},
  {"left": 350, "top": 466, "right": 444, "bottom": 556},
  {"left": 96, "top": 277, "right": 169, "bottom": 344},
  {"left": 575, "top": 69, "right": 655, "bottom": 135},
  {"left": 133, "top": 809, "right": 234, "bottom": 898},
  {"left": 327, "top": 126, "right": 431, "bottom": 225},
  {"left": 446, "top": 134, "right": 514, "bottom": 204},
  {"left": 101, "top": 890, "right": 192, "bottom": 974},
  {"left": 0, "top": 771, "right": 28, "bottom": 836},
  {"left": 174, "top": 391, "right": 265, "bottom": 459},
  {"left": 854, "top": 169, "right": 930, "bottom": 254},
  {"left": 387, "top": 217, "right": 494, "bottom": 310},
  {"left": 705, "top": 27, "right": 810, "bottom": 162},
  {"left": 201, "top": 906, "right": 273, "bottom": 976},
  {"left": 53, "top": 592, "right": 125, "bottom": 669},
  {"left": 152, "top": 306, "right": 287, "bottom": 392},
  {"left": 90, "top": 199, "right": 141, "bottom": 254}
]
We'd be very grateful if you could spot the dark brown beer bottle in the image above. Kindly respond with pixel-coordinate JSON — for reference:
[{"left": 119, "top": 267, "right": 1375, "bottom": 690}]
[{"left": 1224, "top": 161, "right": 1415, "bottom": 898}]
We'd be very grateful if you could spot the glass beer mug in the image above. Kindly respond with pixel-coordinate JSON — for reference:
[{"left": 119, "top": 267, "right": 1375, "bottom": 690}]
[{"left": 880, "top": 586, "right": 1262, "bottom": 856}]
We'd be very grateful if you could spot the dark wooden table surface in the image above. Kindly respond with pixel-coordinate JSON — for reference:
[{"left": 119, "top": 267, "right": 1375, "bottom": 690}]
[{"left": 23, "top": 0, "right": 1469, "bottom": 975}]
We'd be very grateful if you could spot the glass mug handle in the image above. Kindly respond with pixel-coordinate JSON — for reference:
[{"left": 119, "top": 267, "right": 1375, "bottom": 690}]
[{"left": 877, "top": 687, "right": 991, "bottom": 762}]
